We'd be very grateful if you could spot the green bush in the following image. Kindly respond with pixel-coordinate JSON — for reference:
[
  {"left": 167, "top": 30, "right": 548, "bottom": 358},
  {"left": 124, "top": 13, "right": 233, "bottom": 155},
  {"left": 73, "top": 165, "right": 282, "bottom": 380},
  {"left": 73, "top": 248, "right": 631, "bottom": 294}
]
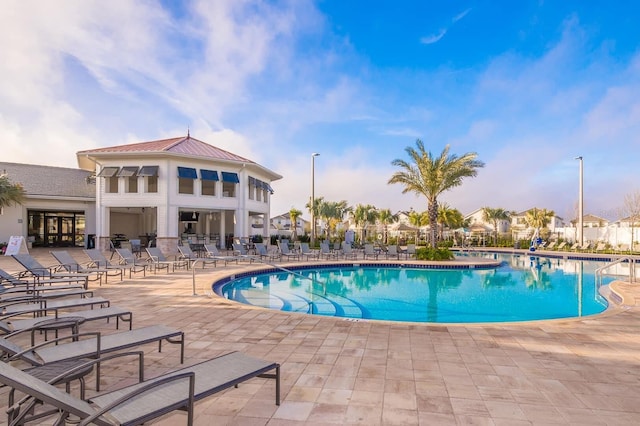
[{"left": 415, "top": 247, "right": 454, "bottom": 261}]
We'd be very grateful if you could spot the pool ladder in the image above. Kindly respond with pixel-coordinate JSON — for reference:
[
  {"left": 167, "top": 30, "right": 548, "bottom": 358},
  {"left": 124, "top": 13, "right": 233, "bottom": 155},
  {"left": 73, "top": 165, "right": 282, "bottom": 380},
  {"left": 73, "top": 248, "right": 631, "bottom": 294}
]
[{"left": 595, "top": 256, "right": 636, "bottom": 290}]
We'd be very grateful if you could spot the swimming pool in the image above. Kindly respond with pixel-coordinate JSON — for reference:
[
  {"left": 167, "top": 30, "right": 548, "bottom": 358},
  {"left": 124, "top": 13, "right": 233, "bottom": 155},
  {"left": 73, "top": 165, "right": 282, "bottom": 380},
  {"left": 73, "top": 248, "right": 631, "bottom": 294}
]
[{"left": 214, "top": 253, "right": 613, "bottom": 323}]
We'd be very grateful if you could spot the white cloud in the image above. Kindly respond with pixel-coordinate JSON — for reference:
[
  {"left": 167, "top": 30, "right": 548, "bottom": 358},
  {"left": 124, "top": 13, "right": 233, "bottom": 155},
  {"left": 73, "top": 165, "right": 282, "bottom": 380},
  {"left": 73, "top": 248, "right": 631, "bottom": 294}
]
[{"left": 420, "top": 29, "right": 447, "bottom": 45}]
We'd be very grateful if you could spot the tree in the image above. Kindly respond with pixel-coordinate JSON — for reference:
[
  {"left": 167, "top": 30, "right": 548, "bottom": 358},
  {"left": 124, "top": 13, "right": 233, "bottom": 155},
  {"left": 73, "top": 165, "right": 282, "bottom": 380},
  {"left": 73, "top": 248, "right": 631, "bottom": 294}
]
[
  {"left": 351, "top": 204, "right": 378, "bottom": 243},
  {"left": 289, "top": 207, "right": 302, "bottom": 241},
  {"left": 438, "top": 204, "right": 464, "bottom": 240},
  {"left": 408, "top": 210, "right": 429, "bottom": 244},
  {"left": 389, "top": 141, "right": 484, "bottom": 247},
  {"left": 0, "top": 174, "right": 26, "bottom": 210},
  {"left": 622, "top": 190, "right": 640, "bottom": 251},
  {"left": 377, "top": 209, "right": 398, "bottom": 243},
  {"left": 482, "top": 207, "right": 511, "bottom": 245},
  {"left": 305, "top": 196, "right": 324, "bottom": 241},
  {"left": 524, "top": 208, "right": 555, "bottom": 241},
  {"left": 319, "top": 200, "right": 351, "bottom": 239}
]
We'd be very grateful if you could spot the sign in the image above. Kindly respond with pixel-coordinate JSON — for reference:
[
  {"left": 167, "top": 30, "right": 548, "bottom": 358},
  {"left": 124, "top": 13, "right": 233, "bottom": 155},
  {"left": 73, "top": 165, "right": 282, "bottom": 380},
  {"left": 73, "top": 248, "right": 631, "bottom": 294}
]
[{"left": 4, "top": 236, "right": 29, "bottom": 256}]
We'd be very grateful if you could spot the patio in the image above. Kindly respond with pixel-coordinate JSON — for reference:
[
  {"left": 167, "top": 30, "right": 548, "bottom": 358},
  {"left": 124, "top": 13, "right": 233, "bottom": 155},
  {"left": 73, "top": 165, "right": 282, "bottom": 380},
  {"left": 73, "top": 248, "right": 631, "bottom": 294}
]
[{"left": 1, "top": 248, "right": 639, "bottom": 425}]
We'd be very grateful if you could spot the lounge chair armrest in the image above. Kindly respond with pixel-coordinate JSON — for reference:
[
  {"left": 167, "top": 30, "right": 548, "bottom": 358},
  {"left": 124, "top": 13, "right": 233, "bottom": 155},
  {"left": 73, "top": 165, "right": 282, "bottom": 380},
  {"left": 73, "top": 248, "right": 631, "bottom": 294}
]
[
  {"left": 0, "top": 307, "right": 52, "bottom": 321},
  {"left": 49, "top": 350, "right": 145, "bottom": 386},
  {"left": 79, "top": 371, "right": 196, "bottom": 426},
  {"left": 8, "top": 331, "right": 101, "bottom": 360}
]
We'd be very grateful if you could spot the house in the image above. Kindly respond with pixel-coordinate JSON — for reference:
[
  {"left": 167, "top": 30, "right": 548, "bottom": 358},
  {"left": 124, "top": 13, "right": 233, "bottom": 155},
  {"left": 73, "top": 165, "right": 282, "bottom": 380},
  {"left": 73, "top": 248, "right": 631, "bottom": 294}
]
[
  {"left": 0, "top": 134, "right": 282, "bottom": 253},
  {"left": 77, "top": 134, "right": 282, "bottom": 252},
  {"left": 571, "top": 214, "right": 609, "bottom": 228},
  {"left": 464, "top": 208, "right": 510, "bottom": 234},
  {"left": 510, "top": 208, "right": 565, "bottom": 240},
  {"left": 0, "top": 163, "right": 95, "bottom": 248},
  {"left": 267, "top": 212, "right": 310, "bottom": 236}
]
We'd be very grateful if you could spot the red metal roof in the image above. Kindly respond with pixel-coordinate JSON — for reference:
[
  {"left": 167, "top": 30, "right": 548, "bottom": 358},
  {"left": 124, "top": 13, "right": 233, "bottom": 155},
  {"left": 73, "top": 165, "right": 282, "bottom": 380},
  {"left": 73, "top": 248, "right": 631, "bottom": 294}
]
[{"left": 77, "top": 135, "right": 254, "bottom": 164}]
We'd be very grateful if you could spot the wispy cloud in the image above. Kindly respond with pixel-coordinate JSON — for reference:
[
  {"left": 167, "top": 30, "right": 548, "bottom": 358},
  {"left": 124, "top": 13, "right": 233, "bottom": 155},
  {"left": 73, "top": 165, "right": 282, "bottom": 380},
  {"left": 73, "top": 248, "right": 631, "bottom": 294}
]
[
  {"left": 420, "top": 29, "right": 447, "bottom": 45},
  {"left": 452, "top": 8, "right": 471, "bottom": 23}
]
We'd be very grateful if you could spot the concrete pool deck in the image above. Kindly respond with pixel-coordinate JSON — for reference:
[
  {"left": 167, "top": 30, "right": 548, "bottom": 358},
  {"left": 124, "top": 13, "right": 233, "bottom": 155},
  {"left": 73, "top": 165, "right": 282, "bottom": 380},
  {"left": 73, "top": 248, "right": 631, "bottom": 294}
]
[{"left": 1, "top": 248, "right": 639, "bottom": 425}]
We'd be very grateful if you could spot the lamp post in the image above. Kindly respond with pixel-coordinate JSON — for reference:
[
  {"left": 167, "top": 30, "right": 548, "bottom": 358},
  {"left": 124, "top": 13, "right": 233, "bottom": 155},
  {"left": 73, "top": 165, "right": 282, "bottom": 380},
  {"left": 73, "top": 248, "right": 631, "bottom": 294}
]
[
  {"left": 311, "top": 153, "right": 320, "bottom": 247},
  {"left": 575, "top": 156, "right": 584, "bottom": 246}
]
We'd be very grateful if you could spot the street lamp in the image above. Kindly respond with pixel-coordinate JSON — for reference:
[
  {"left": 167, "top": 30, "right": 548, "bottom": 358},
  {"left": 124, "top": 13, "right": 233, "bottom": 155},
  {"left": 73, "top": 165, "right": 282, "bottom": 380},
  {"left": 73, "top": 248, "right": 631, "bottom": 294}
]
[
  {"left": 575, "top": 156, "right": 583, "bottom": 246},
  {"left": 311, "top": 153, "right": 320, "bottom": 247}
]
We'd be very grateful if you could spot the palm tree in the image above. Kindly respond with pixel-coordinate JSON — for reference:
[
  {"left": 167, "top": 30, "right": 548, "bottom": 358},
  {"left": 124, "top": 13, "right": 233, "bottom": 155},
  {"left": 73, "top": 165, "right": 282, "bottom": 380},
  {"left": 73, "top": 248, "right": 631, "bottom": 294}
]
[
  {"left": 438, "top": 204, "right": 464, "bottom": 241},
  {"left": 408, "top": 210, "right": 429, "bottom": 244},
  {"left": 525, "top": 208, "right": 555, "bottom": 241},
  {"left": 482, "top": 207, "right": 511, "bottom": 245},
  {"left": 377, "top": 209, "right": 398, "bottom": 243},
  {"left": 289, "top": 207, "right": 302, "bottom": 241},
  {"left": 389, "top": 141, "right": 484, "bottom": 247},
  {"left": 319, "top": 200, "right": 351, "bottom": 239},
  {"left": 305, "top": 196, "right": 324, "bottom": 241},
  {"left": 0, "top": 174, "right": 26, "bottom": 210},
  {"left": 351, "top": 204, "right": 378, "bottom": 243}
]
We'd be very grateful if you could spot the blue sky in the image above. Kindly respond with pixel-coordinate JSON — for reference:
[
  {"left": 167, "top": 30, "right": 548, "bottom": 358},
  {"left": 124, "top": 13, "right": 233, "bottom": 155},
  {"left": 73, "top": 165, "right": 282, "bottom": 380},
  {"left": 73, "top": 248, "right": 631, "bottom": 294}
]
[{"left": 1, "top": 0, "right": 639, "bottom": 221}]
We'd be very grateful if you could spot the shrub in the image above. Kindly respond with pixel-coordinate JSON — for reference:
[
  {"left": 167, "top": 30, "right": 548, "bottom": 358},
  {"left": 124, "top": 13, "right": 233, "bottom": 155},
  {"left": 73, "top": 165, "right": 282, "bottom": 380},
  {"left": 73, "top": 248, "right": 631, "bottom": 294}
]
[{"left": 414, "top": 247, "right": 454, "bottom": 261}]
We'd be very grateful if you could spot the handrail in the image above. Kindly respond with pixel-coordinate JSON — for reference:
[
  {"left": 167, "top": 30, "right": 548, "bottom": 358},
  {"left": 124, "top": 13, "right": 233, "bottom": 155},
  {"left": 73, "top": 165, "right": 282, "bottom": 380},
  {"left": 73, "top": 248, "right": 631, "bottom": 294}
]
[{"left": 595, "top": 256, "right": 635, "bottom": 289}]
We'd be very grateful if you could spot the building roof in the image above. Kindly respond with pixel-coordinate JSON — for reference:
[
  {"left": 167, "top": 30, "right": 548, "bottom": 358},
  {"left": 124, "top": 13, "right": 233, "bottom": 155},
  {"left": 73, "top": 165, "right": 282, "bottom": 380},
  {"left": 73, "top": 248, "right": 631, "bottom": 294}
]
[
  {"left": 0, "top": 162, "right": 95, "bottom": 199},
  {"left": 77, "top": 135, "right": 253, "bottom": 164}
]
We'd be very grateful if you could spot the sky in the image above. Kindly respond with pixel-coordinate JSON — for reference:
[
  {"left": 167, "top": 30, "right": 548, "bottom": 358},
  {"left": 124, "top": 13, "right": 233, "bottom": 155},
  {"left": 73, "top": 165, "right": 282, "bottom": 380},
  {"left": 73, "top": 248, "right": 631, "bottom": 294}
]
[{"left": 1, "top": 0, "right": 639, "bottom": 221}]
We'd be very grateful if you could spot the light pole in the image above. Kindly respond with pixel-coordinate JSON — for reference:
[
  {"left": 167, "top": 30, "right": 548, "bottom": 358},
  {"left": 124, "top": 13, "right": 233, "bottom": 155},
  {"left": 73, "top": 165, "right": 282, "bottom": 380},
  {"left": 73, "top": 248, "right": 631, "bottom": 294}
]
[
  {"left": 575, "top": 156, "right": 583, "bottom": 246},
  {"left": 311, "top": 153, "right": 320, "bottom": 247}
]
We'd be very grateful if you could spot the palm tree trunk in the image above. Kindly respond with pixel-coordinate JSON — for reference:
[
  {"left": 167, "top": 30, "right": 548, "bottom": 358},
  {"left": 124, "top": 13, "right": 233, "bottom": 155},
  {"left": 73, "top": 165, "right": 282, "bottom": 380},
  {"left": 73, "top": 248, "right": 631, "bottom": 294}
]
[{"left": 429, "top": 200, "right": 438, "bottom": 248}]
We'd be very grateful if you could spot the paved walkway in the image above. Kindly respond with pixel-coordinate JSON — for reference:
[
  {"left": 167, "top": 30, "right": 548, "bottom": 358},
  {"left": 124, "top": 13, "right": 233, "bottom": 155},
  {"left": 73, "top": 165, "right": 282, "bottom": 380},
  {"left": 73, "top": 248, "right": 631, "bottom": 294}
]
[{"left": 1, "top": 248, "right": 639, "bottom": 425}]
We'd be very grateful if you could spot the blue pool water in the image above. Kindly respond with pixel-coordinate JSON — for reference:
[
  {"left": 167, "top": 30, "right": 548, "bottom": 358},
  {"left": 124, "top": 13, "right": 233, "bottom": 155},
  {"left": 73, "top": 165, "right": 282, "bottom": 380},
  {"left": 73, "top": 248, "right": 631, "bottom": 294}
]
[{"left": 215, "top": 253, "right": 613, "bottom": 323}]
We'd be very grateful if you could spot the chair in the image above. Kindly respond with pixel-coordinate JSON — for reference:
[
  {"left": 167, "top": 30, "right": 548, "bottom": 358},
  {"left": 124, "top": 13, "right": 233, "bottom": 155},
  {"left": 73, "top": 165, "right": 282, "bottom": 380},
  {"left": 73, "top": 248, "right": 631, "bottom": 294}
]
[
  {"left": 2, "top": 295, "right": 110, "bottom": 316},
  {"left": 0, "top": 351, "right": 279, "bottom": 426},
  {"left": 177, "top": 245, "right": 218, "bottom": 268},
  {"left": 543, "top": 241, "right": 556, "bottom": 251},
  {"left": 0, "top": 284, "right": 92, "bottom": 303},
  {"left": 278, "top": 241, "right": 300, "bottom": 261},
  {"left": 0, "top": 324, "right": 185, "bottom": 367},
  {"left": 231, "top": 243, "right": 259, "bottom": 263},
  {"left": 363, "top": 244, "right": 379, "bottom": 260},
  {"left": 593, "top": 242, "right": 607, "bottom": 253},
  {"left": 203, "top": 244, "right": 239, "bottom": 265},
  {"left": 569, "top": 243, "right": 580, "bottom": 251},
  {"left": 300, "top": 243, "right": 320, "bottom": 260},
  {"left": 555, "top": 242, "right": 567, "bottom": 251},
  {"left": 319, "top": 242, "right": 336, "bottom": 260},
  {"left": 129, "top": 238, "right": 142, "bottom": 257},
  {"left": 50, "top": 250, "right": 123, "bottom": 284},
  {"left": 0, "top": 268, "right": 86, "bottom": 293},
  {"left": 340, "top": 242, "right": 359, "bottom": 260},
  {"left": 0, "top": 305, "right": 133, "bottom": 334},
  {"left": 386, "top": 245, "right": 400, "bottom": 260},
  {"left": 146, "top": 247, "right": 189, "bottom": 273},
  {"left": 115, "top": 248, "right": 149, "bottom": 277},
  {"left": 255, "top": 243, "right": 281, "bottom": 261},
  {"left": 406, "top": 244, "right": 416, "bottom": 259},
  {"left": 11, "top": 254, "right": 89, "bottom": 289}
]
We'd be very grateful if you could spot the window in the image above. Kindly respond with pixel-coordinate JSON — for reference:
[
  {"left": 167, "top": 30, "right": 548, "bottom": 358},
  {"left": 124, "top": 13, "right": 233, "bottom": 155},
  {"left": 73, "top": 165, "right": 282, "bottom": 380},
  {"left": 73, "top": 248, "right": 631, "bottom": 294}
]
[
  {"left": 200, "top": 169, "right": 218, "bottom": 196},
  {"left": 139, "top": 166, "right": 159, "bottom": 193},
  {"left": 106, "top": 177, "right": 119, "bottom": 193},
  {"left": 97, "top": 167, "right": 120, "bottom": 194},
  {"left": 221, "top": 172, "right": 239, "bottom": 197},
  {"left": 118, "top": 167, "right": 139, "bottom": 193},
  {"left": 248, "top": 177, "right": 256, "bottom": 200},
  {"left": 178, "top": 167, "right": 197, "bottom": 195}
]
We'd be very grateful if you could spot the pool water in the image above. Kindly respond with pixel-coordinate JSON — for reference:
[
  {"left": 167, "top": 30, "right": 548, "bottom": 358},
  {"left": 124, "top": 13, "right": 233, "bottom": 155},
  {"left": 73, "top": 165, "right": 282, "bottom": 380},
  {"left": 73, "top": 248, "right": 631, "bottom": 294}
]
[{"left": 216, "top": 253, "right": 612, "bottom": 323}]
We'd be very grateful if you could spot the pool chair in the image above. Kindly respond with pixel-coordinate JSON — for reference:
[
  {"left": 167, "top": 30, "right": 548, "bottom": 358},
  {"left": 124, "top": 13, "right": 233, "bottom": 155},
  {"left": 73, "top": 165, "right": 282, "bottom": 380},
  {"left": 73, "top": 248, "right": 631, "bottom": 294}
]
[
  {"left": 1, "top": 294, "right": 110, "bottom": 316},
  {"left": 204, "top": 244, "right": 239, "bottom": 265},
  {"left": 0, "top": 351, "right": 279, "bottom": 426},
  {"left": 319, "top": 242, "right": 336, "bottom": 260},
  {"left": 277, "top": 241, "right": 300, "bottom": 261},
  {"left": 0, "top": 268, "right": 87, "bottom": 293},
  {"left": 177, "top": 245, "right": 218, "bottom": 268},
  {"left": 0, "top": 305, "right": 133, "bottom": 335},
  {"left": 340, "top": 242, "right": 359, "bottom": 260},
  {"left": 543, "top": 241, "right": 556, "bottom": 251},
  {"left": 385, "top": 245, "right": 401, "bottom": 260},
  {"left": 231, "top": 243, "right": 260, "bottom": 263},
  {"left": 115, "top": 248, "right": 149, "bottom": 277},
  {"left": 255, "top": 243, "right": 281, "bottom": 262},
  {"left": 405, "top": 244, "right": 416, "bottom": 259},
  {"left": 0, "top": 283, "right": 92, "bottom": 303},
  {"left": 300, "top": 243, "right": 320, "bottom": 260},
  {"left": 555, "top": 242, "right": 567, "bottom": 251},
  {"left": 0, "top": 324, "right": 185, "bottom": 369},
  {"left": 146, "top": 247, "right": 189, "bottom": 273},
  {"left": 11, "top": 254, "right": 90, "bottom": 289},
  {"left": 50, "top": 250, "right": 123, "bottom": 285},
  {"left": 363, "top": 244, "right": 379, "bottom": 260}
]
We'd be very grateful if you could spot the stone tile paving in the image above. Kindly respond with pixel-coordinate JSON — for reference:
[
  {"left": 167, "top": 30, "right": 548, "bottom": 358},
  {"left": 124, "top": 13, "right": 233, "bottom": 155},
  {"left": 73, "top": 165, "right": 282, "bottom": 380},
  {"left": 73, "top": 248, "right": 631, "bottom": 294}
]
[{"left": 0, "top": 248, "right": 639, "bottom": 425}]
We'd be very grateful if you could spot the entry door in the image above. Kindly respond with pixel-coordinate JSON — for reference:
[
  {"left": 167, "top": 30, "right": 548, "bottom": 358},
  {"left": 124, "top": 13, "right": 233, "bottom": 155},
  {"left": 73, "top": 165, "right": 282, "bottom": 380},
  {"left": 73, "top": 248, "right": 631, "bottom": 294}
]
[{"left": 45, "top": 216, "right": 76, "bottom": 246}]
